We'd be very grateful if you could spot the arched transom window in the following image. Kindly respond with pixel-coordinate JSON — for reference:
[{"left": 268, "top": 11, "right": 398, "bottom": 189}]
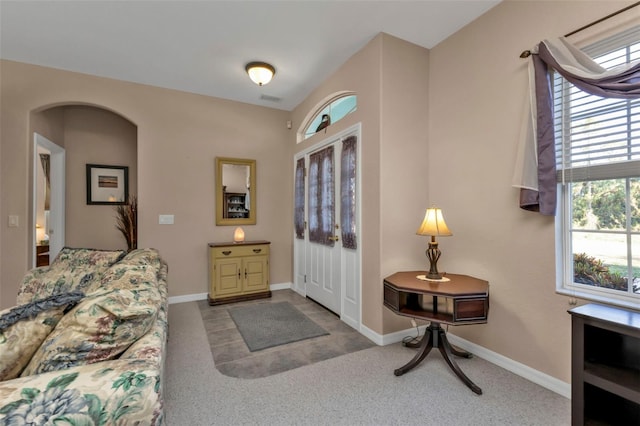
[{"left": 301, "top": 93, "right": 357, "bottom": 140}]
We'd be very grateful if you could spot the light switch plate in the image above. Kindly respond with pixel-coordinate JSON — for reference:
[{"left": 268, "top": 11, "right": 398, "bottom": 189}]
[
  {"left": 159, "top": 214, "right": 174, "bottom": 225},
  {"left": 8, "top": 215, "right": 19, "bottom": 227}
]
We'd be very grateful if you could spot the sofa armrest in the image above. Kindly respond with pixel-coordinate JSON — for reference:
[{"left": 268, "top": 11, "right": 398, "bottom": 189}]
[
  {"left": 0, "top": 359, "right": 163, "bottom": 425},
  {"left": 121, "top": 263, "right": 168, "bottom": 365}
]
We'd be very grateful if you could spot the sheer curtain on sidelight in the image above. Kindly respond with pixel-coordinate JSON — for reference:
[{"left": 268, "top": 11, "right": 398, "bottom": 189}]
[
  {"left": 294, "top": 158, "right": 305, "bottom": 239},
  {"left": 308, "top": 146, "right": 335, "bottom": 246},
  {"left": 340, "top": 136, "right": 357, "bottom": 249}
]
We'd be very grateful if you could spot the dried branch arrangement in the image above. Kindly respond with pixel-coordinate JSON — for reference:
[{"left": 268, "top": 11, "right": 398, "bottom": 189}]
[{"left": 115, "top": 195, "right": 137, "bottom": 252}]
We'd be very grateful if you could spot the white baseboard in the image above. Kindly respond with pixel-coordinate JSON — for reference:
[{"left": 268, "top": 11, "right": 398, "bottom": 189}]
[
  {"left": 270, "top": 282, "right": 292, "bottom": 291},
  {"left": 363, "top": 325, "right": 570, "bottom": 399},
  {"left": 359, "top": 324, "right": 382, "bottom": 345},
  {"left": 445, "top": 333, "right": 571, "bottom": 399},
  {"left": 360, "top": 323, "right": 428, "bottom": 346},
  {"left": 168, "top": 292, "right": 208, "bottom": 305},
  {"left": 168, "top": 282, "right": 292, "bottom": 305}
]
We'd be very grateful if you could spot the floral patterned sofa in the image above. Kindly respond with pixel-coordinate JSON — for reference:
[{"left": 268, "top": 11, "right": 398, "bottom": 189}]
[{"left": 0, "top": 247, "right": 168, "bottom": 425}]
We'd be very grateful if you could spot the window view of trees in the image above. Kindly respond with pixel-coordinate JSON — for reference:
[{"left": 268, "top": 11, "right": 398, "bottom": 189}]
[
  {"left": 571, "top": 178, "right": 640, "bottom": 293},
  {"left": 572, "top": 179, "right": 640, "bottom": 231}
]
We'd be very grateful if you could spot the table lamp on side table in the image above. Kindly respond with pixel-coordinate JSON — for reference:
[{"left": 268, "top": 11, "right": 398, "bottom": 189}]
[{"left": 416, "top": 207, "right": 452, "bottom": 280}]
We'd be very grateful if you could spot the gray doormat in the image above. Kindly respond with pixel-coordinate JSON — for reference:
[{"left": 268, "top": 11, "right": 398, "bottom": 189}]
[{"left": 228, "top": 301, "right": 329, "bottom": 352}]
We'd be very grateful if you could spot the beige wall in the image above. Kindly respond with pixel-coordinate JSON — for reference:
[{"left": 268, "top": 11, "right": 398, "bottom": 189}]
[
  {"left": 32, "top": 108, "right": 65, "bottom": 148},
  {"left": 0, "top": 61, "right": 292, "bottom": 308},
  {"left": 63, "top": 106, "right": 137, "bottom": 250},
  {"left": 378, "top": 34, "right": 431, "bottom": 334},
  {"left": 426, "top": 0, "right": 633, "bottom": 382}
]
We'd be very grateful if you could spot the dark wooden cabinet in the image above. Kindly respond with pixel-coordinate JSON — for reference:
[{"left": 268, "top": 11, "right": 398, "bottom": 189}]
[
  {"left": 569, "top": 304, "right": 640, "bottom": 425},
  {"left": 36, "top": 244, "right": 49, "bottom": 267},
  {"left": 223, "top": 192, "right": 249, "bottom": 219}
]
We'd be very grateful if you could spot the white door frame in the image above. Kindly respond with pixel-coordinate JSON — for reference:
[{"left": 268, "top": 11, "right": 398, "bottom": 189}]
[
  {"left": 33, "top": 133, "right": 65, "bottom": 267},
  {"left": 293, "top": 123, "right": 362, "bottom": 331}
]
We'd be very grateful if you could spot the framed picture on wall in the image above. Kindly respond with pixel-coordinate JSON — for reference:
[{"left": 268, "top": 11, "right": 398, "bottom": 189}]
[{"left": 86, "top": 164, "right": 129, "bottom": 205}]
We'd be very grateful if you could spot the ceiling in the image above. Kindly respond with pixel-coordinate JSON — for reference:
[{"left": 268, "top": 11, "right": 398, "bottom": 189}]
[{"left": 0, "top": 0, "right": 501, "bottom": 111}]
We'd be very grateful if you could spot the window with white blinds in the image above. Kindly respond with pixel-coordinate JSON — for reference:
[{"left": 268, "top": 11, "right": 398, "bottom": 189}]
[
  {"left": 554, "top": 25, "right": 640, "bottom": 307},
  {"left": 554, "top": 26, "right": 640, "bottom": 183}
]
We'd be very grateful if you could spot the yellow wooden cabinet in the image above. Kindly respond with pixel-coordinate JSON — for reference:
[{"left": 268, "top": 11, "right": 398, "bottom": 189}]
[{"left": 208, "top": 240, "right": 270, "bottom": 305}]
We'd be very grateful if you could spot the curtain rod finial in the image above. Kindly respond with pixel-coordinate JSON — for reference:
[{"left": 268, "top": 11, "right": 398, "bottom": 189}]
[{"left": 520, "top": 50, "right": 531, "bottom": 58}]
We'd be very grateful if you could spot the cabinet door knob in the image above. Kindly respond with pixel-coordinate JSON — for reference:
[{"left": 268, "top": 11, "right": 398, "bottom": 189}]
[
  {"left": 253, "top": 249, "right": 262, "bottom": 253},
  {"left": 222, "top": 250, "right": 232, "bottom": 256},
  {"left": 328, "top": 236, "right": 339, "bottom": 241}
]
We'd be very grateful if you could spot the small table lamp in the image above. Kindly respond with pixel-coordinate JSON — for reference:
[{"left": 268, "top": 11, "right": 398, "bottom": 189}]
[
  {"left": 233, "top": 227, "right": 245, "bottom": 243},
  {"left": 416, "top": 207, "right": 452, "bottom": 280}
]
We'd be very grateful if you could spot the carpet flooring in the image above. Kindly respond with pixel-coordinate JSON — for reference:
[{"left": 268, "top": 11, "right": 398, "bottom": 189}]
[
  {"left": 167, "top": 297, "right": 572, "bottom": 425},
  {"left": 198, "top": 289, "right": 375, "bottom": 378}
]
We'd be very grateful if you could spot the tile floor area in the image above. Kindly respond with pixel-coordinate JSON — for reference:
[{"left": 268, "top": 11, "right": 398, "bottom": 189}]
[{"left": 197, "top": 289, "right": 375, "bottom": 379}]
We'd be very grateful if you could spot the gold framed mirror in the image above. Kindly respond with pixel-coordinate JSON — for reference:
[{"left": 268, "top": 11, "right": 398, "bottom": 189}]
[{"left": 215, "top": 157, "right": 256, "bottom": 226}]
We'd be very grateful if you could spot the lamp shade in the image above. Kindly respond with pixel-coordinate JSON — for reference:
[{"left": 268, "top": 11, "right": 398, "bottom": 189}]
[
  {"left": 416, "top": 208, "right": 453, "bottom": 237},
  {"left": 245, "top": 62, "right": 275, "bottom": 86}
]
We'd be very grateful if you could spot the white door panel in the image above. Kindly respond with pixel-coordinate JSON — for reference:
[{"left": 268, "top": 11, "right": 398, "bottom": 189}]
[
  {"left": 293, "top": 124, "right": 361, "bottom": 330},
  {"left": 308, "top": 237, "right": 341, "bottom": 314},
  {"left": 341, "top": 248, "right": 360, "bottom": 329},
  {"left": 293, "top": 237, "right": 306, "bottom": 296}
]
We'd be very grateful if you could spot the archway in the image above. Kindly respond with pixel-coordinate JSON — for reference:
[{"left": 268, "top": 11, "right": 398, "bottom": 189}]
[{"left": 30, "top": 104, "right": 137, "bottom": 266}]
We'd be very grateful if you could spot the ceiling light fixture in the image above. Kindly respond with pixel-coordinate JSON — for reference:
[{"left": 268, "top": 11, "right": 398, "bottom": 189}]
[{"left": 245, "top": 61, "right": 275, "bottom": 86}]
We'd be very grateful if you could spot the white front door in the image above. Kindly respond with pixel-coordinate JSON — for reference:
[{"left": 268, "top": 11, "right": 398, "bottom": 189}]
[
  {"left": 305, "top": 144, "right": 341, "bottom": 314},
  {"left": 293, "top": 125, "right": 361, "bottom": 327}
]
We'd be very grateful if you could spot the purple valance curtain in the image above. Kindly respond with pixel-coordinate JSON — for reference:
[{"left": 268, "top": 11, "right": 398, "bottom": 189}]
[
  {"left": 294, "top": 158, "right": 305, "bottom": 239},
  {"left": 340, "top": 136, "right": 357, "bottom": 249},
  {"left": 518, "top": 37, "right": 640, "bottom": 216},
  {"left": 308, "top": 146, "right": 335, "bottom": 246}
]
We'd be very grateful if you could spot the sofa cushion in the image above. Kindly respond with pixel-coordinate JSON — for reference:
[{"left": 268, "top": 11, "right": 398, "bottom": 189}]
[
  {"left": 17, "top": 269, "right": 94, "bottom": 305},
  {"left": 85, "top": 249, "right": 162, "bottom": 295},
  {"left": 0, "top": 292, "right": 83, "bottom": 380},
  {"left": 119, "top": 248, "right": 162, "bottom": 268},
  {"left": 49, "top": 246, "right": 126, "bottom": 272},
  {"left": 21, "top": 280, "right": 161, "bottom": 376},
  {"left": 17, "top": 247, "right": 126, "bottom": 304},
  {"left": 0, "top": 359, "right": 164, "bottom": 425}
]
